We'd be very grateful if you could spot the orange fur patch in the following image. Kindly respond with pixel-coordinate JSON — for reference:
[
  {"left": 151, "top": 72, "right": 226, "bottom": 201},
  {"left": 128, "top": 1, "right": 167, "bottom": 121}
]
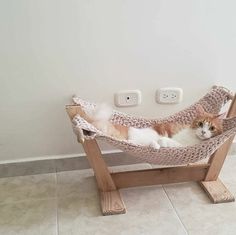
[
  {"left": 113, "top": 124, "right": 129, "bottom": 139},
  {"left": 153, "top": 123, "right": 186, "bottom": 137}
]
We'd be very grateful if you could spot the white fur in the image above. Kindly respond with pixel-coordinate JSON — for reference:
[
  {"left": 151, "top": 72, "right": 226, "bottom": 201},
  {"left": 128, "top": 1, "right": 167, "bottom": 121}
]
[
  {"left": 128, "top": 127, "right": 161, "bottom": 149},
  {"left": 84, "top": 104, "right": 113, "bottom": 133},
  {"left": 172, "top": 128, "right": 202, "bottom": 146},
  {"left": 158, "top": 136, "right": 182, "bottom": 148},
  {"left": 91, "top": 103, "right": 113, "bottom": 122}
]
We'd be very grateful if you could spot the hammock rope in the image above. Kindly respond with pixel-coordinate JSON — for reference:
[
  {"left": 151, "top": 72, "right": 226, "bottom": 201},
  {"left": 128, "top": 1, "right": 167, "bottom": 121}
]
[{"left": 71, "top": 86, "right": 236, "bottom": 165}]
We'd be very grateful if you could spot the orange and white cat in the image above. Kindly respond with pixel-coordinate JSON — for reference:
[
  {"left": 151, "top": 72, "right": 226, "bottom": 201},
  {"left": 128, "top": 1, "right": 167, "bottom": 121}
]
[{"left": 84, "top": 104, "right": 224, "bottom": 149}]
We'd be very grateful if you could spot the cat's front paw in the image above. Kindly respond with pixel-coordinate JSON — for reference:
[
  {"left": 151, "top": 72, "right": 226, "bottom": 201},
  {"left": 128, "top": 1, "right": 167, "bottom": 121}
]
[
  {"left": 149, "top": 141, "right": 160, "bottom": 149},
  {"left": 158, "top": 137, "right": 182, "bottom": 148},
  {"left": 158, "top": 138, "right": 169, "bottom": 148}
]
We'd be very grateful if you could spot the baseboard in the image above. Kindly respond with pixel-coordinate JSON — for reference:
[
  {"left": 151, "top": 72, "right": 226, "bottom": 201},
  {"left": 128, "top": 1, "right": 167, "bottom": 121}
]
[
  {"left": 0, "top": 149, "right": 122, "bottom": 165},
  {"left": 0, "top": 151, "right": 143, "bottom": 178}
]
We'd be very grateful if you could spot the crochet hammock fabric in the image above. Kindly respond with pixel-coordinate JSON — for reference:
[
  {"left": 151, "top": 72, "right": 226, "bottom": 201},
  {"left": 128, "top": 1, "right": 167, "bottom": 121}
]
[{"left": 71, "top": 87, "right": 236, "bottom": 166}]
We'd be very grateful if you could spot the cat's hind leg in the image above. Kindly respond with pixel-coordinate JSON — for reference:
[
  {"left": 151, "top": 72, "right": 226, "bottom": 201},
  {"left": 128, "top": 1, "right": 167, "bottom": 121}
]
[{"left": 126, "top": 139, "right": 160, "bottom": 149}]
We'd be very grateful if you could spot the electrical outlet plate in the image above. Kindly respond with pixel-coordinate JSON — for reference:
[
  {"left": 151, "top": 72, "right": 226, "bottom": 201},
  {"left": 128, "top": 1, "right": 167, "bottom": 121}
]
[
  {"left": 156, "top": 87, "right": 183, "bottom": 104},
  {"left": 114, "top": 90, "right": 141, "bottom": 107}
]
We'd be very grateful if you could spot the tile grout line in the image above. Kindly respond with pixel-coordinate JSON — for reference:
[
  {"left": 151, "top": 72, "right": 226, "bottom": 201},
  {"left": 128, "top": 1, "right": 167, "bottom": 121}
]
[
  {"left": 55, "top": 172, "right": 59, "bottom": 235},
  {"left": 162, "top": 185, "right": 189, "bottom": 235},
  {"left": 0, "top": 197, "right": 57, "bottom": 207}
]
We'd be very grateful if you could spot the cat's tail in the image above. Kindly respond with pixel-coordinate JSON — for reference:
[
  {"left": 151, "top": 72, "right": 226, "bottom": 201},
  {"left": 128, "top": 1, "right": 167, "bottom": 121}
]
[{"left": 83, "top": 103, "right": 113, "bottom": 123}]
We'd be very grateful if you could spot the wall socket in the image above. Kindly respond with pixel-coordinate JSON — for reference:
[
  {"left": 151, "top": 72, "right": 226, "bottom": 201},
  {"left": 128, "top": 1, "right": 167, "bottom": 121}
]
[
  {"left": 156, "top": 87, "right": 183, "bottom": 104},
  {"left": 114, "top": 90, "right": 141, "bottom": 107}
]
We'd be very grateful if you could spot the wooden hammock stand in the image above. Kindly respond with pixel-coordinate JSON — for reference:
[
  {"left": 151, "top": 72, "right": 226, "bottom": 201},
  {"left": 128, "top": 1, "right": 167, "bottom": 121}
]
[{"left": 66, "top": 94, "right": 236, "bottom": 216}]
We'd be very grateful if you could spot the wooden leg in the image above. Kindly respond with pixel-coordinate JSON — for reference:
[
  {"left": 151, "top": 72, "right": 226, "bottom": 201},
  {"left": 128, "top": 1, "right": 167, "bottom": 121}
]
[
  {"left": 100, "top": 191, "right": 126, "bottom": 215},
  {"left": 200, "top": 95, "right": 236, "bottom": 203},
  {"left": 204, "top": 137, "right": 235, "bottom": 181},
  {"left": 82, "top": 139, "right": 126, "bottom": 215},
  {"left": 200, "top": 179, "right": 235, "bottom": 203}
]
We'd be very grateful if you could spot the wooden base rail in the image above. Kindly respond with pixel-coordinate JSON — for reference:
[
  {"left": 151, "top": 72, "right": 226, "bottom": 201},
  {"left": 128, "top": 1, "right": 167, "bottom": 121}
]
[{"left": 111, "top": 164, "right": 209, "bottom": 188}]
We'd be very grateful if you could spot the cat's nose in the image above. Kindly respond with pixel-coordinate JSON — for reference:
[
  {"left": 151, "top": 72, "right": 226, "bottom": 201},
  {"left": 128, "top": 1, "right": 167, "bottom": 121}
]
[{"left": 201, "top": 130, "right": 206, "bottom": 135}]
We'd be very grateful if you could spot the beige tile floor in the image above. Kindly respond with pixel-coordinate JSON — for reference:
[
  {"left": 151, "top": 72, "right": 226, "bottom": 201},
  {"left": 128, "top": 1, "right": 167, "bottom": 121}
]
[{"left": 0, "top": 156, "right": 236, "bottom": 235}]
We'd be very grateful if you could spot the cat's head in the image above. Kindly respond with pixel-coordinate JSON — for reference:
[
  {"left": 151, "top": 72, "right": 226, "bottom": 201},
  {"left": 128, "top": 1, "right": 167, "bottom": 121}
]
[{"left": 191, "top": 106, "right": 225, "bottom": 140}]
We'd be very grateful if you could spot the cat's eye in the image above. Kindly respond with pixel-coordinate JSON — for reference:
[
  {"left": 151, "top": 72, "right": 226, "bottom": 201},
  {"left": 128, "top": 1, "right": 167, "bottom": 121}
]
[
  {"left": 198, "top": 121, "right": 203, "bottom": 127},
  {"left": 209, "top": 126, "right": 215, "bottom": 131}
]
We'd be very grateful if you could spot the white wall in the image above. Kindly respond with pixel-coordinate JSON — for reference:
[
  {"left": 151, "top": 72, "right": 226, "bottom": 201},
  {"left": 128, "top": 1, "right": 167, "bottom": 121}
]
[{"left": 1, "top": 0, "right": 236, "bottom": 162}]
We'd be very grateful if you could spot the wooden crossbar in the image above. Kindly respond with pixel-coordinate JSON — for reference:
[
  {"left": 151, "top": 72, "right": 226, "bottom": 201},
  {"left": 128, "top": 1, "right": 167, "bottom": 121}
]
[{"left": 111, "top": 164, "right": 209, "bottom": 188}]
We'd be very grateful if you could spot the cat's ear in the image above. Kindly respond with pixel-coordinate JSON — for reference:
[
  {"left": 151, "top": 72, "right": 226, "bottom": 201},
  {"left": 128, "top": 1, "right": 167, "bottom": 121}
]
[
  {"left": 214, "top": 112, "right": 227, "bottom": 119},
  {"left": 195, "top": 105, "right": 206, "bottom": 115}
]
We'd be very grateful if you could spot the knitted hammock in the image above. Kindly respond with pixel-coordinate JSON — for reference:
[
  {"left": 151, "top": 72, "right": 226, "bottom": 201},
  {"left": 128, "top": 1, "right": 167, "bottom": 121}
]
[{"left": 71, "top": 87, "right": 236, "bottom": 166}]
